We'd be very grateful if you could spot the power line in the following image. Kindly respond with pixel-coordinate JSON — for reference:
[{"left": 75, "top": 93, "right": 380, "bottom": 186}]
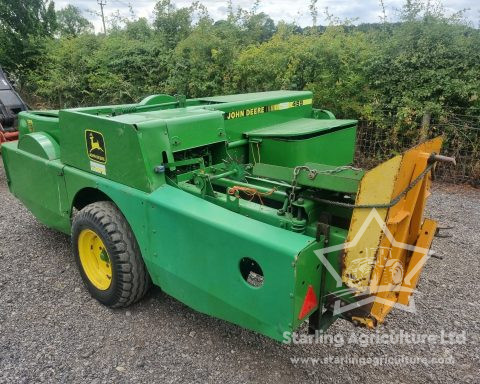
[{"left": 97, "top": 0, "right": 107, "bottom": 34}]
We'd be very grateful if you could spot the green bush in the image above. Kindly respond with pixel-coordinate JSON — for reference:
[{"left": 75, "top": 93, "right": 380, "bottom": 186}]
[{"left": 2, "top": 0, "right": 478, "bottom": 126}]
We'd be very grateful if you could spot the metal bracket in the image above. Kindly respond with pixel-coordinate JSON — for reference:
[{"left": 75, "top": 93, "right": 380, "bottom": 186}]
[
  {"left": 435, "top": 225, "right": 454, "bottom": 238},
  {"left": 175, "top": 94, "right": 187, "bottom": 108},
  {"left": 163, "top": 157, "right": 205, "bottom": 170},
  {"left": 316, "top": 213, "right": 331, "bottom": 246},
  {"left": 309, "top": 213, "right": 332, "bottom": 334},
  {"left": 307, "top": 169, "right": 318, "bottom": 180}
]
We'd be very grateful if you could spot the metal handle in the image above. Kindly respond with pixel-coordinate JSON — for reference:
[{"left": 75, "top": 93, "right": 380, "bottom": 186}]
[{"left": 429, "top": 153, "right": 456, "bottom": 166}]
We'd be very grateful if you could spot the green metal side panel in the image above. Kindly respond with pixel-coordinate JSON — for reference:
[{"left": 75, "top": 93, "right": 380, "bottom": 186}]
[
  {"left": 252, "top": 162, "right": 363, "bottom": 194},
  {"left": 210, "top": 91, "right": 314, "bottom": 142},
  {"left": 247, "top": 118, "right": 357, "bottom": 137},
  {"left": 163, "top": 110, "right": 226, "bottom": 152},
  {"left": 135, "top": 120, "right": 173, "bottom": 176},
  {"left": 254, "top": 126, "right": 357, "bottom": 167},
  {"left": 144, "top": 187, "right": 312, "bottom": 340},
  {"left": 62, "top": 166, "right": 320, "bottom": 340},
  {"left": 17, "top": 111, "right": 60, "bottom": 143},
  {"left": 59, "top": 110, "right": 163, "bottom": 192},
  {"left": 293, "top": 227, "right": 347, "bottom": 328},
  {"left": 1, "top": 141, "right": 70, "bottom": 233},
  {"left": 108, "top": 108, "right": 226, "bottom": 153}
]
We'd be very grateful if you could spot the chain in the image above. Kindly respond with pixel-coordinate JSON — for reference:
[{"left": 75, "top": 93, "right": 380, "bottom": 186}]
[
  {"left": 288, "top": 163, "right": 434, "bottom": 210},
  {"left": 287, "top": 165, "right": 363, "bottom": 213},
  {"left": 287, "top": 166, "right": 303, "bottom": 214},
  {"left": 308, "top": 163, "right": 435, "bottom": 209}
]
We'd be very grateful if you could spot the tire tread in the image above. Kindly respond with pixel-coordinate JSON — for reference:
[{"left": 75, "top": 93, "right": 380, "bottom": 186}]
[{"left": 73, "top": 201, "right": 150, "bottom": 308}]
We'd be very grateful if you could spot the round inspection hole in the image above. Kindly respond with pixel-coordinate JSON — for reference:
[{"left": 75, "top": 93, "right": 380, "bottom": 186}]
[{"left": 239, "top": 257, "right": 264, "bottom": 288}]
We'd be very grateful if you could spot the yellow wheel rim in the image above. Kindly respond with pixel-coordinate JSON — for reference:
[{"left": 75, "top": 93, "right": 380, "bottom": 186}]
[{"left": 78, "top": 229, "right": 112, "bottom": 291}]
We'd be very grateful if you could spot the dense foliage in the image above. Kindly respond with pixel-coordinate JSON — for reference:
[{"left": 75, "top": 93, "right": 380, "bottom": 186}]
[{"left": 1, "top": 0, "right": 479, "bottom": 125}]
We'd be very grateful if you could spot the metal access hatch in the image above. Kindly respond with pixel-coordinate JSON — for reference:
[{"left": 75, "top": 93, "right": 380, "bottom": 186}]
[{"left": 246, "top": 118, "right": 358, "bottom": 167}]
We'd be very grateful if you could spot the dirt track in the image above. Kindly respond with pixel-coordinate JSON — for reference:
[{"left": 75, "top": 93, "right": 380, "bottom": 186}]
[{"left": 0, "top": 158, "right": 479, "bottom": 383}]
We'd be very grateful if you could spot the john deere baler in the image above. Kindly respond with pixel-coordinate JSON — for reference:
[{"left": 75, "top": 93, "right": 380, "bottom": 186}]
[{"left": 1, "top": 91, "right": 451, "bottom": 341}]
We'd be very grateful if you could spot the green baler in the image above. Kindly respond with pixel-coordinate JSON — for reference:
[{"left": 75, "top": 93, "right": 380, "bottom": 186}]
[{"left": 1, "top": 91, "right": 451, "bottom": 341}]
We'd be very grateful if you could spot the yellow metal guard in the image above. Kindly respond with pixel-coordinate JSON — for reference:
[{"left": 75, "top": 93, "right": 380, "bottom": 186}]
[{"left": 343, "top": 137, "right": 443, "bottom": 325}]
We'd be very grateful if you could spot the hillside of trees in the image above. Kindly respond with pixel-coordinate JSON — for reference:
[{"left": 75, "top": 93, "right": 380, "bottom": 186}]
[{"left": 0, "top": 0, "right": 479, "bottom": 134}]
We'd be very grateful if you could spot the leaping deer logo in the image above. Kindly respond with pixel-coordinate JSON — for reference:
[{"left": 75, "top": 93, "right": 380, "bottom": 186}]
[
  {"left": 89, "top": 133, "right": 104, "bottom": 153},
  {"left": 86, "top": 130, "right": 107, "bottom": 164}
]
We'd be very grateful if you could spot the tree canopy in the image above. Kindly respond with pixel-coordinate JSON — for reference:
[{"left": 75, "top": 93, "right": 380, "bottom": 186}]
[
  {"left": 56, "top": 5, "right": 93, "bottom": 37},
  {"left": 0, "top": 0, "right": 478, "bottom": 128}
]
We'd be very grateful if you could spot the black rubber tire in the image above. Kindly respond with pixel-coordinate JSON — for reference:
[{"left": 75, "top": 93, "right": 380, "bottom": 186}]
[{"left": 72, "top": 201, "right": 151, "bottom": 308}]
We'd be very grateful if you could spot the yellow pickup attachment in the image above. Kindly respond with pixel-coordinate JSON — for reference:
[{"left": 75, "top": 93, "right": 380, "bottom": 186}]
[{"left": 342, "top": 137, "right": 443, "bottom": 326}]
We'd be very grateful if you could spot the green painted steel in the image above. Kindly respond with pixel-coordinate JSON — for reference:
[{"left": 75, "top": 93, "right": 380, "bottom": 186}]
[
  {"left": 2, "top": 141, "right": 70, "bottom": 233},
  {"left": 252, "top": 162, "right": 364, "bottom": 194},
  {"left": 17, "top": 111, "right": 60, "bottom": 142},
  {"left": 246, "top": 118, "right": 357, "bottom": 137},
  {"left": 249, "top": 126, "right": 356, "bottom": 167},
  {"left": 1, "top": 90, "right": 366, "bottom": 341}
]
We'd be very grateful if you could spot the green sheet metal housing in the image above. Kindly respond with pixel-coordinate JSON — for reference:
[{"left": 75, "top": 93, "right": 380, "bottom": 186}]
[{"left": 2, "top": 90, "right": 358, "bottom": 341}]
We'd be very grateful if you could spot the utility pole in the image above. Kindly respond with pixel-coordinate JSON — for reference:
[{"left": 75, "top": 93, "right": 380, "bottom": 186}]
[{"left": 97, "top": 0, "right": 107, "bottom": 35}]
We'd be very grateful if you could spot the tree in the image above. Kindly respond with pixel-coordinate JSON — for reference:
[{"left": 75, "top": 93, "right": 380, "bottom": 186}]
[
  {"left": 367, "top": 5, "right": 480, "bottom": 121},
  {"left": 0, "top": 0, "right": 56, "bottom": 75},
  {"left": 0, "top": 0, "right": 56, "bottom": 38},
  {"left": 56, "top": 5, "right": 93, "bottom": 37},
  {"left": 153, "top": 0, "right": 193, "bottom": 49},
  {"left": 242, "top": 12, "right": 276, "bottom": 42},
  {"left": 167, "top": 24, "right": 235, "bottom": 96}
]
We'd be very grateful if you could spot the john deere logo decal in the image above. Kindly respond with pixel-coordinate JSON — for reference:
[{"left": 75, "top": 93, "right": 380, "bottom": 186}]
[{"left": 86, "top": 130, "right": 106, "bottom": 164}]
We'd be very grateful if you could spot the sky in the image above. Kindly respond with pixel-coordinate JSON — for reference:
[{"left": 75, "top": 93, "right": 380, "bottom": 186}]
[{"left": 54, "top": 0, "right": 480, "bottom": 32}]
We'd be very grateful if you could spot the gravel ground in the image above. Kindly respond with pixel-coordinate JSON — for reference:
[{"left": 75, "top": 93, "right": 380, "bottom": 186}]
[{"left": 0, "top": 157, "right": 479, "bottom": 384}]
